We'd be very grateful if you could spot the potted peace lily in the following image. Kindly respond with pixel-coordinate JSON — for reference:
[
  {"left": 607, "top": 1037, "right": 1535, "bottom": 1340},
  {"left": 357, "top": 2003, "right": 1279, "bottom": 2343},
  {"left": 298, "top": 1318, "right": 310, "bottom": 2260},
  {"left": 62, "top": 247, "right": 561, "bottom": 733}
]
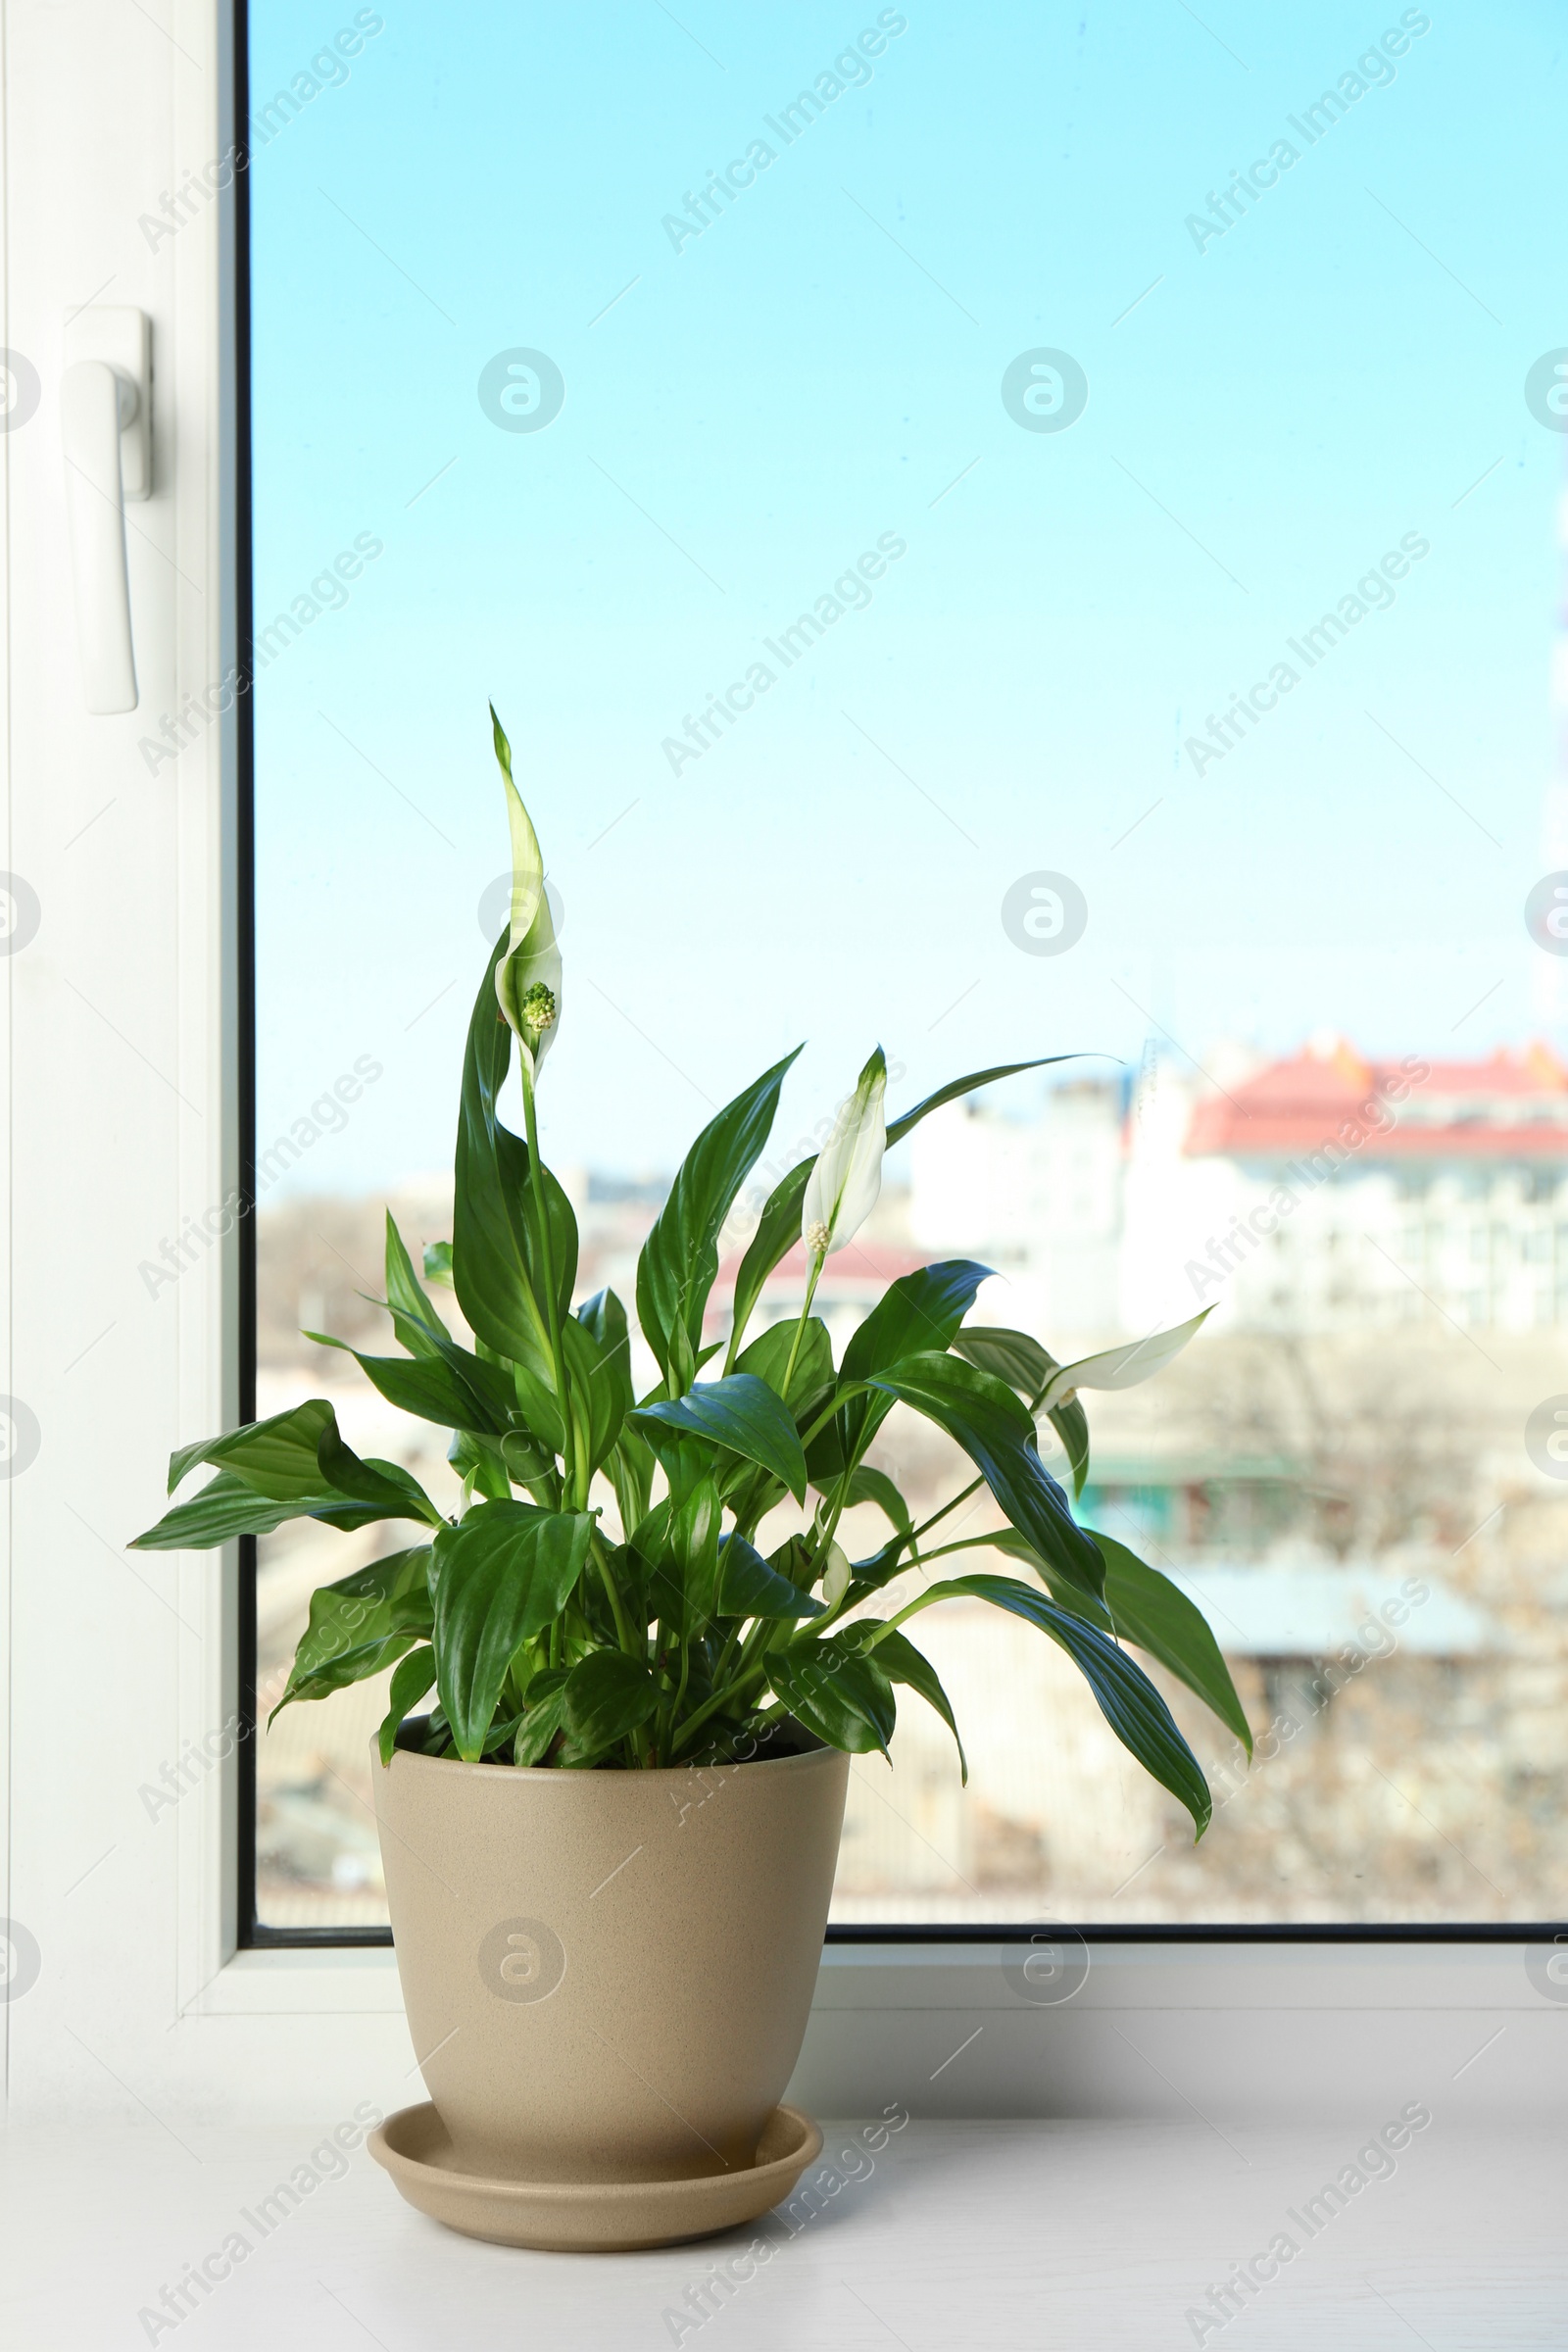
[{"left": 132, "top": 711, "right": 1249, "bottom": 2252}]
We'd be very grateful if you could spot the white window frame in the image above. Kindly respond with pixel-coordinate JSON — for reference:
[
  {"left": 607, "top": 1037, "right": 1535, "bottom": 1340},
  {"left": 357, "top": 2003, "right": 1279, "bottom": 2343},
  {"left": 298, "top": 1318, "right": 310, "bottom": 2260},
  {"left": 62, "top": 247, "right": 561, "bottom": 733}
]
[{"left": 2, "top": 0, "right": 1558, "bottom": 2128}]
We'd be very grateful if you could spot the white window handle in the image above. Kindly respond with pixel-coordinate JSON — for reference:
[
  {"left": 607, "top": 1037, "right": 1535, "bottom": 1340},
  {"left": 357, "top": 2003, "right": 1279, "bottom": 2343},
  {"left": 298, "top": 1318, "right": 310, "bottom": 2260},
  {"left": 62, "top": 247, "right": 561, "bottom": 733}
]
[{"left": 59, "top": 307, "right": 151, "bottom": 717}]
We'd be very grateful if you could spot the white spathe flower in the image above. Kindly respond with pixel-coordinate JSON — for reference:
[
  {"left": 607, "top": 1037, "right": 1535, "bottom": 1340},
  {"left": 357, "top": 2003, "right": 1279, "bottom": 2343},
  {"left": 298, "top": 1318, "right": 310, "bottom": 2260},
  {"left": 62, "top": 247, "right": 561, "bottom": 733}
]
[
  {"left": 803, "top": 1047, "right": 888, "bottom": 1260},
  {"left": 489, "top": 705, "right": 562, "bottom": 1084},
  {"left": 821, "top": 1542, "right": 852, "bottom": 1608},
  {"left": 1037, "top": 1308, "right": 1211, "bottom": 1413}
]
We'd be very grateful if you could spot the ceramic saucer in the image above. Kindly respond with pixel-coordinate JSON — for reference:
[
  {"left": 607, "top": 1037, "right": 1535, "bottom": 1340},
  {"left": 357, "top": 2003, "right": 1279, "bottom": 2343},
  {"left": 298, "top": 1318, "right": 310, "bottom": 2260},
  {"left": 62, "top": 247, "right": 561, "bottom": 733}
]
[{"left": 368, "top": 2100, "right": 823, "bottom": 2252}]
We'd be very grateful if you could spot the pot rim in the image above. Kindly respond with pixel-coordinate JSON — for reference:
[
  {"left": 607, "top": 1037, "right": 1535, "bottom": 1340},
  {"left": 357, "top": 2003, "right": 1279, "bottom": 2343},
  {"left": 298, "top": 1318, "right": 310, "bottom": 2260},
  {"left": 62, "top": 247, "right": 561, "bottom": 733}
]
[{"left": 373, "top": 1733, "right": 844, "bottom": 1786}]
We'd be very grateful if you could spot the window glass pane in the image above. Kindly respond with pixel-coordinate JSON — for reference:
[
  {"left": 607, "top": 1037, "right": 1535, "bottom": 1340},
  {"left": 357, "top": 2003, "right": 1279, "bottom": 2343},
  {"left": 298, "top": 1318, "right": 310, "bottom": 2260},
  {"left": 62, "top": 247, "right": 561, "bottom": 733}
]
[{"left": 250, "top": 0, "right": 1562, "bottom": 1930}]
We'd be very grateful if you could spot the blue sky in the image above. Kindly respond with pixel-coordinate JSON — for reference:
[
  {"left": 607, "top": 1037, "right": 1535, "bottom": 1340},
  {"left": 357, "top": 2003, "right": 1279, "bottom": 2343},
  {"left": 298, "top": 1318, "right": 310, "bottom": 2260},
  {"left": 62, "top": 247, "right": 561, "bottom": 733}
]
[{"left": 250, "top": 1, "right": 1567, "bottom": 1193}]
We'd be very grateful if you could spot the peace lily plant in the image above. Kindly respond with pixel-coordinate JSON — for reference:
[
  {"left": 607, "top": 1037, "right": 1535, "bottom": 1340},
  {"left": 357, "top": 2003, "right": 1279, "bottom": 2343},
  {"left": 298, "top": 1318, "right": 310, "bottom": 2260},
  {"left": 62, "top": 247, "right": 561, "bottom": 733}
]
[{"left": 132, "top": 712, "right": 1250, "bottom": 1831}]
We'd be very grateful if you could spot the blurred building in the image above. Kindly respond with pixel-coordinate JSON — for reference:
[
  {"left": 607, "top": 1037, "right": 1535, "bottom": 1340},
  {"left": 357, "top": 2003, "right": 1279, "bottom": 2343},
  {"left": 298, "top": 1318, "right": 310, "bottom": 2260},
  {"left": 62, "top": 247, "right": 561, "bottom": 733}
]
[{"left": 908, "top": 1036, "right": 1568, "bottom": 1340}]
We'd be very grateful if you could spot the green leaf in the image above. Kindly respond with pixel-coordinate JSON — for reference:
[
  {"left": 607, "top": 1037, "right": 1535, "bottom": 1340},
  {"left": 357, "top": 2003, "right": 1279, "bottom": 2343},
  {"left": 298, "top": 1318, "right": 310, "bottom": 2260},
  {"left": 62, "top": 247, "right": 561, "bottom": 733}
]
[
  {"left": 432, "top": 1504, "right": 594, "bottom": 1760},
  {"left": 606, "top": 1425, "right": 656, "bottom": 1542},
  {"left": 384, "top": 1211, "right": 452, "bottom": 1356},
  {"left": 666, "top": 1476, "right": 722, "bottom": 1631},
  {"left": 866, "top": 1352, "right": 1103, "bottom": 1600},
  {"left": 736, "top": 1314, "right": 834, "bottom": 1410},
  {"left": 858, "top": 1624, "right": 966, "bottom": 1782},
  {"left": 901, "top": 1573, "right": 1211, "bottom": 1835},
  {"left": 576, "top": 1288, "right": 634, "bottom": 1422},
  {"left": 513, "top": 1664, "right": 569, "bottom": 1764},
  {"left": 128, "top": 1470, "right": 399, "bottom": 1551},
  {"left": 376, "top": 1645, "right": 438, "bottom": 1765},
  {"left": 563, "top": 1649, "right": 659, "bottom": 1754},
  {"left": 838, "top": 1467, "right": 912, "bottom": 1534},
  {"left": 950, "top": 1325, "right": 1054, "bottom": 1395},
  {"left": 1087, "top": 1530, "right": 1252, "bottom": 1757},
  {"left": 561, "top": 1309, "right": 627, "bottom": 1478},
  {"left": 952, "top": 1326, "right": 1090, "bottom": 1497},
  {"left": 984, "top": 1526, "right": 1115, "bottom": 1633},
  {"left": 160, "top": 1396, "right": 440, "bottom": 1531},
  {"left": 727, "top": 1164, "right": 813, "bottom": 1369},
  {"left": 837, "top": 1259, "right": 994, "bottom": 1463},
  {"left": 632, "top": 1372, "right": 808, "bottom": 1504},
  {"left": 313, "top": 1419, "right": 443, "bottom": 1527},
  {"left": 453, "top": 937, "right": 577, "bottom": 1379},
  {"left": 423, "top": 1239, "right": 455, "bottom": 1286},
  {"left": 637, "top": 1049, "right": 801, "bottom": 1394},
  {"left": 843, "top": 1261, "right": 994, "bottom": 1385},
  {"left": 274, "top": 1548, "right": 433, "bottom": 1716},
  {"left": 715, "top": 1534, "right": 826, "bottom": 1620},
  {"left": 167, "top": 1397, "right": 337, "bottom": 1500},
  {"left": 305, "top": 1334, "right": 515, "bottom": 1440},
  {"left": 768, "top": 1642, "right": 896, "bottom": 1756}
]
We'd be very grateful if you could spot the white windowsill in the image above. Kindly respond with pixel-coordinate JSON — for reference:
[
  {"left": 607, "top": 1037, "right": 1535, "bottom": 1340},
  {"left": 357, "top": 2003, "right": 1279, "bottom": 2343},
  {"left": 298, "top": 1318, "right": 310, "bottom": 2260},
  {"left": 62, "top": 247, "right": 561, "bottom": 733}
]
[{"left": 1, "top": 2111, "right": 1557, "bottom": 2348}]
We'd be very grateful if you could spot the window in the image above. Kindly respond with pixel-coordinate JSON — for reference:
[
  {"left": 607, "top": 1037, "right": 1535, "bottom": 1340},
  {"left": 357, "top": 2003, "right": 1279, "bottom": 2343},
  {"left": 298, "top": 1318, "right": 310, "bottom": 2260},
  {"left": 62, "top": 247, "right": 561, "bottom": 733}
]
[{"left": 244, "top": 0, "right": 1566, "bottom": 1947}]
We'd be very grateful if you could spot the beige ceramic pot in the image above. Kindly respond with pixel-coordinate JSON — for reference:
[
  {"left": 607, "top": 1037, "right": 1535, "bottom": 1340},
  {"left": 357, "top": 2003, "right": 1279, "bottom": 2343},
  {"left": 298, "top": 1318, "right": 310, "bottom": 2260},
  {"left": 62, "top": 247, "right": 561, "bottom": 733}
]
[{"left": 372, "top": 1736, "right": 850, "bottom": 2185}]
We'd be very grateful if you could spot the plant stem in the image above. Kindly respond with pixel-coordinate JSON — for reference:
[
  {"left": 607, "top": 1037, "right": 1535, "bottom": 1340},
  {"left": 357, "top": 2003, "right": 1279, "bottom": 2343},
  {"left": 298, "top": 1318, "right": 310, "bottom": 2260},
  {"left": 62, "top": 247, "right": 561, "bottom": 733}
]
[
  {"left": 588, "top": 1527, "right": 638, "bottom": 1660},
  {"left": 778, "top": 1253, "right": 824, "bottom": 1397},
  {"left": 670, "top": 1660, "right": 768, "bottom": 1756}
]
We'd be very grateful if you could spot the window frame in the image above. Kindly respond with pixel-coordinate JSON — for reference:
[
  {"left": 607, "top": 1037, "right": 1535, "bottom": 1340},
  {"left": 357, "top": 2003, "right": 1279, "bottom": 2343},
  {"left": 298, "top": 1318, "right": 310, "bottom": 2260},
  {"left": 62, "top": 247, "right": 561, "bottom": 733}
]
[
  {"left": 0, "top": 4, "right": 1531, "bottom": 2128},
  {"left": 226, "top": 0, "right": 1564, "bottom": 1964}
]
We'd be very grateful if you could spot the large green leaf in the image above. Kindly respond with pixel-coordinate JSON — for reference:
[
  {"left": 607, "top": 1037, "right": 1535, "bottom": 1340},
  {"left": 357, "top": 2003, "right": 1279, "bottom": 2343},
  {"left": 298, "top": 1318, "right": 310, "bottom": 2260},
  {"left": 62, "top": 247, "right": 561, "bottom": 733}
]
[
  {"left": 768, "top": 1641, "right": 896, "bottom": 1756},
  {"left": 576, "top": 1288, "right": 635, "bottom": 1421},
  {"left": 858, "top": 1623, "right": 966, "bottom": 1781},
  {"left": 513, "top": 1664, "right": 569, "bottom": 1764},
  {"left": 866, "top": 1352, "right": 1103, "bottom": 1600},
  {"left": 376, "top": 1644, "right": 438, "bottom": 1764},
  {"left": 953, "top": 1325, "right": 1090, "bottom": 1496},
  {"left": 314, "top": 1420, "right": 442, "bottom": 1526},
  {"left": 836, "top": 1259, "right": 994, "bottom": 1464},
  {"left": 842, "top": 1261, "right": 994, "bottom": 1386},
  {"left": 735, "top": 1314, "right": 834, "bottom": 1411},
  {"left": 631, "top": 1372, "right": 808, "bottom": 1504},
  {"left": 166, "top": 1397, "right": 337, "bottom": 1500},
  {"left": 726, "top": 1059, "right": 1075, "bottom": 1360},
  {"left": 452, "top": 939, "right": 576, "bottom": 1379},
  {"left": 562, "top": 1649, "right": 659, "bottom": 1754},
  {"left": 715, "top": 1533, "right": 826, "bottom": 1619},
  {"left": 898, "top": 1573, "right": 1211, "bottom": 1834},
  {"left": 561, "top": 1308, "right": 628, "bottom": 1478},
  {"left": 305, "top": 1335, "right": 514, "bottom": 1439},
  {"left": 1088, "top": 1530, "right": 1251, "bottom": 1755},
  {"left": 160, "top": 1396, "right": 440, "bottom": 1531},
  {"left": 272, "top": 1547, "right": 433, "bottom": 1715},
  {"left": 383, "top": 1211, "right": 452, "bottom": 1357},
  {"left": 665, "top": 1476, "right": 722, "bottom": 1631},
  {"left": 432, "top": 1504, "right": 594, "bottom": 1760},
  {"left": 636, "top": 1050, "right": 800, "bottom": 1394},
  {"left": 837, "top": 1466, "right": 912, "bottom": 1534},
  {"left": 129, "top": 1471, "right": 409, "bottom": 1552}
]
